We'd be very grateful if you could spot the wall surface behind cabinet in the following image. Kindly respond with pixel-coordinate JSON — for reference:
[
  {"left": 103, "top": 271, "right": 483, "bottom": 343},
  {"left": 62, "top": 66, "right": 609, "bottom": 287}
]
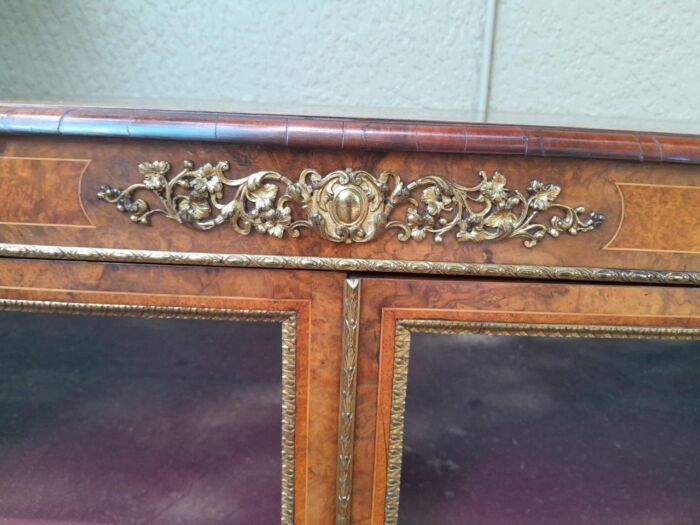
[{"left": 0, "top": 0, "right": 698, "bottom": 132}]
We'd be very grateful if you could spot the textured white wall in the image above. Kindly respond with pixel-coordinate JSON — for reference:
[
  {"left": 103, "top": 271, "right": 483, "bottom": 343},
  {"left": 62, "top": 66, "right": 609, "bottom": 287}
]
[
  {"left": 0, "top": 0, "right": 485, "bottom": 117},
  {"left": 488, "top": 0, "right": 700, "bottom": 131},
  {"left": 0, "top": 0, "right": 698, "bottom": 132}
]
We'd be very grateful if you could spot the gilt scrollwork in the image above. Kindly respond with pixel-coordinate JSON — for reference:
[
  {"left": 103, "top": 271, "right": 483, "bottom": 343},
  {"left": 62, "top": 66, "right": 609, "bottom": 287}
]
[
  {"left": 389, "top": 172, "right": 604, "bottom": 247},
  {"left": 97, "top": 160, "right": 603, "bottom": 247}
]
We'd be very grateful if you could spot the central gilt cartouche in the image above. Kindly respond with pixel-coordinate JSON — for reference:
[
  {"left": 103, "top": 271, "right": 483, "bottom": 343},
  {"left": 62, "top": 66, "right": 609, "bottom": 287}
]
[{"left": 97, "top": 160, "right": 604, "bottom": 247}]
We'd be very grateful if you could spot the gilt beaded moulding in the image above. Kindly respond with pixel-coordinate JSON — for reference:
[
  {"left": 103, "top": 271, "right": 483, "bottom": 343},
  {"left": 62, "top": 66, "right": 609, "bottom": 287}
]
[{"left": 97, "top": 160, "right": 604, "bottom": 247}]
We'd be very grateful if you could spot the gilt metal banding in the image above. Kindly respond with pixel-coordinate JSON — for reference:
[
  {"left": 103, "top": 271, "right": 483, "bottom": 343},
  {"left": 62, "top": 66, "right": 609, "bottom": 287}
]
[
  {"left": 97, "top": 160, "right": 604, "bottom": 247},
  {"left": 2, "top": 243, "right": 699, "bottom": 285}
]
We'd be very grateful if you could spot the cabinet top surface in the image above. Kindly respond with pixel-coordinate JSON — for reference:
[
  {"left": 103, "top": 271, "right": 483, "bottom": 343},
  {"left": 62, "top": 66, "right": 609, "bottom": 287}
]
[{"left": 2, "top": 102, "right": 700, "bottom": 165}]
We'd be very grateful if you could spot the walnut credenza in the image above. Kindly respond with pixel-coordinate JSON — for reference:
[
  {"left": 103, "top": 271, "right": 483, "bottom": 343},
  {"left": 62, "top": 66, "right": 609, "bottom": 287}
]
[{"left": 0, "top": 105, "right": 698, "bottom": 525}]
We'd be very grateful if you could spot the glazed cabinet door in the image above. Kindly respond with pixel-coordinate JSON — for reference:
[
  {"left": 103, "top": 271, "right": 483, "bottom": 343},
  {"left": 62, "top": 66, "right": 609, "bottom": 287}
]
[
  {"left": 345, "top": 278, "right": 700, "bottom": 525},
  {"left": 0, "top": 259, "right": 345, "bottom": 525}
]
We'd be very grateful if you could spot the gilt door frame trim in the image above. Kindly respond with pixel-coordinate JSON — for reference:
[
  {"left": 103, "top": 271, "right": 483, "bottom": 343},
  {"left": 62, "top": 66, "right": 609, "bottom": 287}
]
[
  {"left": 0, "top": 298, "right": 298, "bottom": 525},
  {"left": 1, "top": 243, "right": 698, "bottom": 285},
  {"left": 381, "top": 318, "right": 700, "bottom": 525}
]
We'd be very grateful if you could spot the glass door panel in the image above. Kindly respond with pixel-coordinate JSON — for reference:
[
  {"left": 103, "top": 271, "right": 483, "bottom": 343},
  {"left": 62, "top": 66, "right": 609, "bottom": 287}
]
[
  {"left": 399, "top": 333, "right": 700, "bottom": 525},
  {"left": 0, "top": 311, "right": 284, "bottom": 525}
]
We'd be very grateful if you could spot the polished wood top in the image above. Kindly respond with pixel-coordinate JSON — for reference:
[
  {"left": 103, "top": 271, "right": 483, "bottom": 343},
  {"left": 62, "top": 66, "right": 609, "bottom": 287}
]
[{"left": 1, "top": 103, "right": 700, "bottom": 164}]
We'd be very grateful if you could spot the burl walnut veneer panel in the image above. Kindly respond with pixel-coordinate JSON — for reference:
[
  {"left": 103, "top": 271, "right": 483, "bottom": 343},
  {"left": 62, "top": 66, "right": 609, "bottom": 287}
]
[
  {"left": 0, "top": 134, "right": 698, "bottom": 279},
  {"left": 0, "top": 259, "right": 346, "bottom": 525},
  {"left": 352, "top": 278, "right": 700, "bottom": 525}
]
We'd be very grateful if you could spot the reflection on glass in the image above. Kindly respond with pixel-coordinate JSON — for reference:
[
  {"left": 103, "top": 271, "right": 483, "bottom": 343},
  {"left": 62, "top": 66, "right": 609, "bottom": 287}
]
[
  {"left": 399, "top": 334, "right": 700, "bottom": 525},
  {"left": 0, "top": 312, "right": 283, "bottom": 524}
]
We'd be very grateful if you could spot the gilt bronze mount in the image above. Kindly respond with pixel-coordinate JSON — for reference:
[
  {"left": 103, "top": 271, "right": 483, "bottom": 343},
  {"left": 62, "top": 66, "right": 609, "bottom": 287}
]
[{"left": 97, "top": 161, "right": 603, "bottom": 247}]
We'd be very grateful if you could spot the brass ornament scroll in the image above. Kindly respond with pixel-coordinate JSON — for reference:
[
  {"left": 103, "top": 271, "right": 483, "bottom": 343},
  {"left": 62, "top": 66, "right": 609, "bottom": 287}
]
[{"left": 97, "top": 161, "right": 604, "bottom": 247}]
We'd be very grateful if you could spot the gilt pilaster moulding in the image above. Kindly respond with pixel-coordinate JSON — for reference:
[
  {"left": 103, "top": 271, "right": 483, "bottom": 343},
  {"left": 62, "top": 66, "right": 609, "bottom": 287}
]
[
  {"left": 335, "top": 279, "right": 361, "bottom": 525},
  {"left": 97, "top": 160, "right": 604, "bottom": 248}
]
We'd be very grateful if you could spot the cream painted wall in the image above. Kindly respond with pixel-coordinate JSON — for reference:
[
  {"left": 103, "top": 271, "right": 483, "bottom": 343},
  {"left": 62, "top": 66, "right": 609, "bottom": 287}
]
[{"left": 0, "top": 0, "right": 698, "bottom": 132}]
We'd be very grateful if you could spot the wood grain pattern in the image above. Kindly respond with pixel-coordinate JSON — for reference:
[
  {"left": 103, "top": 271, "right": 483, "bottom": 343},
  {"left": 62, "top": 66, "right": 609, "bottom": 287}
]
[
  {"left": 605, "top": 183, "right": 700, "bottom": 254},
  {"left": 349, "top": 277, "right": 700, "bottom": 525},
  {"left": 0, "top": 156, "right": 92, "bottom": 226},
  {"left": 1, "top": 104, "right": 699, "bottom": 524},
  {"left": 0, "top": 135, "right": 699, "bottom": 275},
  {"left": 0, "top": 259, "right": 345, "bottom": 525},
  {"left": 1, "top": 104, "right": 700, "bottom": 164}
]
